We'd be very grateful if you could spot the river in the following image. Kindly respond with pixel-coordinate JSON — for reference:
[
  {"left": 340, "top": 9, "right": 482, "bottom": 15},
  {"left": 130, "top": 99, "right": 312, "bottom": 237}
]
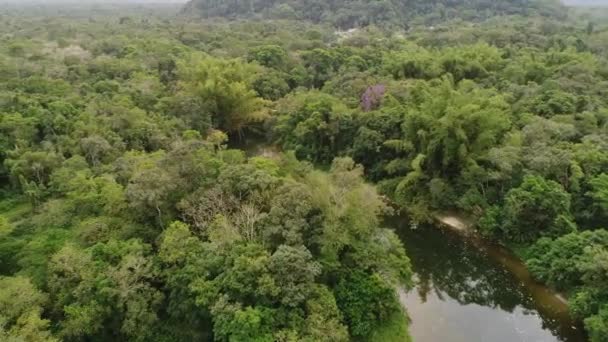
[
  {"left": 388, "top": 218, "right": 587, "bottom": 342},
  {"left": 237, "top": 139, "right": 587, "bottom": 342}
]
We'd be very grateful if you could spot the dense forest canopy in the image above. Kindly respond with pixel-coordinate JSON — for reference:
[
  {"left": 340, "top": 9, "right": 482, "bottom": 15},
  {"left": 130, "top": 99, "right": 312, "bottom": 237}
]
[
  {"left": 183, "top": 0, "right": 567, "bottom": 27},
  {"left": 0, "top": 0, "right": 608, "bottom": 341}
]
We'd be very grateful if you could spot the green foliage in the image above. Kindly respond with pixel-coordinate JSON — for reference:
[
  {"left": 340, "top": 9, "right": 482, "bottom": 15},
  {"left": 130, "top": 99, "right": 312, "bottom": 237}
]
[
  {"left": 526, "top": 229, "right": 608, "bottom": 341},
  {"left": 156, "top": 156, "right": 411, "bottom": 341},
  {"left": 589, "top": 174, "right": 608, "bottom": 214},
  {"left": 527, "top": 230, "right": 608, "bottom": 290},
  {"left": 585, "top": 306, "right": 608, "bottom": 342},
  {"left": 481, "top": 175, "right": 576, "bottom": 243},
  {"left": 381, "top": 78, "right": 513, "bottom": 215},
  {"left": 247, "top": 45, "right": 288, "bottom": 70},
  {"left": 1, "top": 0, "right": 607, "bottom": 339},
  {"left": 0, "top": 216, "right": 12, "bottom": 239},
  {"left": 0, "top": 276, "right": 56, "bottom": 342},
  {"left": 365, "top": 311, "right": 412, "bottom": 342},
  {"left": 335, "top": 271, "right": 401, "bottom": 338},
  {"left": 49, "top": 240, "right": 163, "bottom": 340},
  {"left": 177, "top": 54, "right": 270, "bottom": 134},
  {"left": 185, "top": 0, "right": 566, "bottom": 28},
  {"left": 16, "top": 228, "right": 74, "bottom": 287},
  {"left": 253, "top": 70, "right": 291, "bottom": 101},
  {"left": 274, "top": 91, "right": 353, "bottom": 164},
  {"left": 385, "top": 43, "right": 503, "bottom": 81},
  {"left": 301, "top": 48, "right": 340, "bottom": 88}
]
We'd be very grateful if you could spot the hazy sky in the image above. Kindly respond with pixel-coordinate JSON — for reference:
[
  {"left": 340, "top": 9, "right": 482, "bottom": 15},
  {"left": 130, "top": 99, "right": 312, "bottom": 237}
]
[
  {"left": 0, "top": 0, "right": 189, "bottom": 3},
  {"left": 562, "top": 0, "right": 608, "bottom": 7},
  {"left": 1, "top": 0, "right": 607, "bottom": 4},
  {"left": 2, "top": 0, "right": 607, "bottom": 7}
]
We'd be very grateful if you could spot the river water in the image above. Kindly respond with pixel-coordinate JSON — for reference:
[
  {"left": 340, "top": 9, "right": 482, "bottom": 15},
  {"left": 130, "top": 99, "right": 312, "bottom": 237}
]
[
  {"left": 238, "top": 140, "right": 587, "bottom": 342},
  {"left": 389, "top": 218, "right": 587, "bottom": 342}
]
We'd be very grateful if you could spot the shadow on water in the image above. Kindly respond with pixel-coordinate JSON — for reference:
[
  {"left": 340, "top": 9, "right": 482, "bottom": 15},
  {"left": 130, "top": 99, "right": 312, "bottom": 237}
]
[
  {"left": 386, "top": 216, "right": 587, "bottom": 342},
  {"left": 227, "top": 134, "right": 280, "bottom": 158},
  {"left": 235, "top": 138, "right": 587, "bottom": 341}
]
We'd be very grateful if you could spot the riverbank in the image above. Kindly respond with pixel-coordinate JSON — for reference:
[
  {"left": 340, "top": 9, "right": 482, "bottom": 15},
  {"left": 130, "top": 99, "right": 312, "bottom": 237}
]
[
  {"left": 394, "top": 217, "right": 586, "bottom": 342},
  {"left": 241, "top": 141, "right": 582, "bottom": 340},
  {"left": 434, "top": 211, "right": 474, "bottom": 232},
  {"left": 432, "top": 212, "right": 572, "bottom": 308}
]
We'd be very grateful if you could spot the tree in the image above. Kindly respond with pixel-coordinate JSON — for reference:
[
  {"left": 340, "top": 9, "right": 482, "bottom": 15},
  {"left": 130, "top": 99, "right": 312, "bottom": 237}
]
[
  {"left": 252, "top": 70, "right": 290, "bottom": 101},
  {"left": 268, "top": 245, "right": 321, "bottom": 307},
  {"left": 501, "top": 175, "right": 576, "bottom": 242},
  {"left": 178, "top": 55, "right": 269, "bottom": 135},
  {"left": 247, "top": 45, "right": 288, "bottom": 70},
  {"left": 157, "top": 222, "right": 213, "bottom": 340},
  {"left": 520, "top": 118, "right": 577, "bottom": 188},
  {"left": 261, "top": 182, "right": 323, "bottom": 250},
  {"left": 125, "top": 153, "right": 178, "bottom": 228},
  {"left": 0, "top": 276, "right": 56, "bottom": 342},
  {"left": 64, "top": 173, "right": 127, "bottom": 216},
  {"left": 585, "top": 306, "right": 608, "bottom": 342},
  {"left": 584, "top": 20, "right": 595, "bottom": 35},
  {"left": 301, "top": 49, "right": 339, "bottom": 88},
  {"left": 157, "top": 91, "right": 212, "bottom": 134},
  {"left": 274, "top": 91, "right": 353, "bottom": 164},
  {"left": 572, "top": 245, "right": 608, "bottom": 342},
  {"left": 0, "top": 216, "right": 12, "bottom": 239},
  {"left": 387, "top": 77, "right": 511, "bottom": 213},
  {"left": 49, "top": 241, "right": 163, "bottom": 341},
  {"left": 335, "top": 271, "right": 401, "bottom": 338},
  {"left": 7, "top": 151, "right": 63, "bottom": 188},
  {"left": 303, "top": 285, "right": 349, "bottom": 342},
  {"left": 80, "top": 135, "right": 112, "bottom": 167},
  {"left": 0, "top": 113, "right": 38, "bottom": 150},
  {"left": 527, "top": 230, "right": 608, "bottom": 290},
  {"left": 178, "top": 186, "right": 239, "bottom": 236},
  {"left": 211, "top": 300, "right": 274, "bottom": 342},
  {"left": 207, "top": 129, "right": 229, "bottom": 152},
  {"left": 589, "top": 174, "right": 608, "bottom": 215}
]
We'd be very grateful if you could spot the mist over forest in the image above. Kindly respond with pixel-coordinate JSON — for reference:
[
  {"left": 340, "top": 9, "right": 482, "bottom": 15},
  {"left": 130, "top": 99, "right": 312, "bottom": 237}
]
[
  {"left": 0, "top": 0, "right": 187, "bottom": 4},
  {"left": 563, "top": 0, "right": 608, "bottom": 6}
]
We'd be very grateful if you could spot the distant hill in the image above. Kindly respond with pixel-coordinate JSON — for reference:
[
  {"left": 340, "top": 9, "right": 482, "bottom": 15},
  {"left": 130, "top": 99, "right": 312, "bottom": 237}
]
[
  {"left": 562, "top": 0, "right": 608, "bottom": 6},
  {"left": 182, "top": 0, "right": 566, "bottom": 28}
]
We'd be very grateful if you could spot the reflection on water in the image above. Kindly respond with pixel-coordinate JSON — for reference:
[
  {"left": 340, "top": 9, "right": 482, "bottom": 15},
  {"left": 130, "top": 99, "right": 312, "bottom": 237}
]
[
  {"left": 228, "top": 135, "right": 279, "bottom": 158},
  {"left": 388, "top": 219, "right": 587, "bottom": 342}
]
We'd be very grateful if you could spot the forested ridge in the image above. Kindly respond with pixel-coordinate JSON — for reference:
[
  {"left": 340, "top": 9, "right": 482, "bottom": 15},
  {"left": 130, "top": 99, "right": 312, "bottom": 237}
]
[
  {"left": 0, "top": 0, "right": 608, "bottom": 341},
  {"left": 183, "top": 0, "right": 566, "bottom": 28}
]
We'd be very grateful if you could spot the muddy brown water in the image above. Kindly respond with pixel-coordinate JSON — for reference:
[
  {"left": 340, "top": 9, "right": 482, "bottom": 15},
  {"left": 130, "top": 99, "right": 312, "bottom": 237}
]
[{"left": 388, "top": 217, "right": 587, "bottom": 342}]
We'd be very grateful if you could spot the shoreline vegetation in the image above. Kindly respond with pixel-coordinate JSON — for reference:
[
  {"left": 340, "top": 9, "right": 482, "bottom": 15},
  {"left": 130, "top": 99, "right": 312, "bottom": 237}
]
[
  {"left": 245, "top": 140, "right": 576, "bottom": 333},
  {"left": 434, "top": 211, "right": 572, "bottom": 307},
  {"left": 1, "top": 0, "right": 607, "bottom": 340},
  {"left": 431, "top": 208, "right": 585, "bottom": 340}
]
